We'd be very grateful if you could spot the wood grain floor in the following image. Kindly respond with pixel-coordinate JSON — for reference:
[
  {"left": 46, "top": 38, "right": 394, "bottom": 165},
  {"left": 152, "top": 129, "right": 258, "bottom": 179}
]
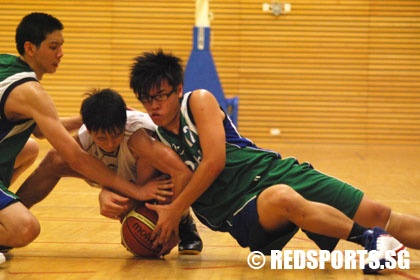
[{"left": 2, "top": 140, "right": 419, "bottom": 280}]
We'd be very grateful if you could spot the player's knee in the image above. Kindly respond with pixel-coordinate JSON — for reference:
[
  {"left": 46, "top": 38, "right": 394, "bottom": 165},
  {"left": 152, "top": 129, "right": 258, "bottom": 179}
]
[
  {"left": 15, "top": 139, "right": 39, "bottom": 170},
  {"left": 356, "top": 197, "right": 392, "bottom": 227},
  {"left": 10, "top": 215, "right": 40, "bottom": 247},
  {"left": 261, "top": 184, "right": 301, "bottom": 215},
  {"left": 24, "top": 138, "right": 40, "bottom": 164},
  {"left": 42, "top": 149, "right": 67, "bottom": 173},
  {"left": 370, "top": 202, "right": 391, "bottom": 224}
]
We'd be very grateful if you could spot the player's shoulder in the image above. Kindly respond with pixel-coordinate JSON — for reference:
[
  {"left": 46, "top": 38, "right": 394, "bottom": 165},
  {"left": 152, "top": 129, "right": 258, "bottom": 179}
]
[
  {"left": 188, "top": 89, "right": 219, "bottom": 110},
  {"left": 4, "top": 80, "right": 49, "bottom": 122},
  {"left": 126, "top": 110, "right": 156, "bottom": 132},
  {"left": 126, "top": 109, "right": 147, "bottom": 118},
  {"left": 189, "top": 89, "right": 215, "bottom": 100},
  {"left": 126, "top": 109, "right": 152, "bottom": 123}
]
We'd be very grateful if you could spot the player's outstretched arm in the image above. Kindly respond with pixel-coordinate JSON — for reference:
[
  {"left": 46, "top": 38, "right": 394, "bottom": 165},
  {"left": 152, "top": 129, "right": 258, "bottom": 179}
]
[
  {"left": 11, "top": 82, "right": 161, "bottom": 202},
  {"left": 32, "top": 115, "right": 82, "bottom": 138}
]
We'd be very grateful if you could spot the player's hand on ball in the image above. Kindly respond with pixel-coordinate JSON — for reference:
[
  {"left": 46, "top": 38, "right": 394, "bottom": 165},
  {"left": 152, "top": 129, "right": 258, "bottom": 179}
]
[
  {"left": 99, "top": 187, "right": 134, "bottom": 220},
  {"left": 159, "top": 232, "right": 179, "bottom": 257},
  {"left": 147, "top": 202, "right": 183, "bottom": 249},
  {"left": 121, "top": 204, "right": 177, "bottom": 257},
  {"left": 141, "top": 175, "right": 174, "bottom": 202}
]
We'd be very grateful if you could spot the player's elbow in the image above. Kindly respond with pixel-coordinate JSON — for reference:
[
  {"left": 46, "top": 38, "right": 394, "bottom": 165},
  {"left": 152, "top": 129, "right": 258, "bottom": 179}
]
[{"left": 32, "top": 126, "right": 45, "bottom": 139}]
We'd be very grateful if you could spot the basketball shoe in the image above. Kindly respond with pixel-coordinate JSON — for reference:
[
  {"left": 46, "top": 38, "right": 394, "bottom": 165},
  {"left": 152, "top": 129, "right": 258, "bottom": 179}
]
[
  {"left": 362, "top": 227, "right": 406, "bottom": 274},
  {"left": 178, "top": 214, "right": 203, "bottom": 255}
]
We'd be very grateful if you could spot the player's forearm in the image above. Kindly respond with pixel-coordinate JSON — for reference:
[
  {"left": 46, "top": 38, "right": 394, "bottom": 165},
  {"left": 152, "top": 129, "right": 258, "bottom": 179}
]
[
  {"left": 33, "top": 116, "right": 82, "bottom": 138},
  {"left": 172, "top": 171, "right": 192, "bottom": 199},
  {"left": 171, "top": 161, "right": 219, "bottom": 212},
  {"left": 171, "top": 180, "right": 207, "bottom": 215},
  {"left": 69, "top": 154, "right": 141, "bottom": 200},
  {"left": 151, "top": 143, "right": 193, "bottom": 198}
]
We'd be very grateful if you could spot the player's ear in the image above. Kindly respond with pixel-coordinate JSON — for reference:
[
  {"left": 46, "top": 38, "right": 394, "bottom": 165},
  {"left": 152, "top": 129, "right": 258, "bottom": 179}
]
[
  {"left": 23, "top": 41, "right": 36, "bottom": 56},
  {"left": 176, "top": 84, "right": 183, "bottom": 98}
]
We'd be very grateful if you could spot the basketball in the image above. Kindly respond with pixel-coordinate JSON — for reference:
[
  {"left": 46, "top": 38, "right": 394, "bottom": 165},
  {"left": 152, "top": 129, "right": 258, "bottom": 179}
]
[{"left": 121, "top": 204, "right": 161, "bottom": 258}]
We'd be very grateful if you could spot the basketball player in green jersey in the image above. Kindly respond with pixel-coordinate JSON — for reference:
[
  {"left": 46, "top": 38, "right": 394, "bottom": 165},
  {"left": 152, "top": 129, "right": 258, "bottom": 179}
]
[
  {"left": 18, "top": 88, "right": 202, "bottom": 256},
  {"left": 128, "top": 50, "right": 420, "bottom": 274},
  {"left": 0, "top": 13, "right": 171, "bottom": 263}
]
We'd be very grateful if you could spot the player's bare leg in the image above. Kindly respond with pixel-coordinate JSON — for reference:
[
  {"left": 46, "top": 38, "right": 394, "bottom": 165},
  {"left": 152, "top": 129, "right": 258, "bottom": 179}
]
[
  {"left": 17, "top": 148, "right": 81, "bottom": 208},
  {"left": 257, "top": 184, "right": 353, "bottom": 238},
  {"left": 0, "top": 203, "right": 40, "bottom": 251},
  {"left": 257, "top": 184, "right": 406, "bottom": 274},
  {"left": 353, "top": 196, "right": 420, "bottom": 249}
]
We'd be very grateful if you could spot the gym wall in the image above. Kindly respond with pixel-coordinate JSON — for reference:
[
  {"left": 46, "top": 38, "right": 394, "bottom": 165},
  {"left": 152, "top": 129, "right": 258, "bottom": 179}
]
[{"left": 1, "top": 0, "right": 419, "bottom": 145}]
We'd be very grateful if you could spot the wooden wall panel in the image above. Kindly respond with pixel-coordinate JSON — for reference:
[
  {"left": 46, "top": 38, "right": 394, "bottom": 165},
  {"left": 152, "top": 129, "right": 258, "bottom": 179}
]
[{"left": 1, "top": 0, "right": 419, "bottom": 145}]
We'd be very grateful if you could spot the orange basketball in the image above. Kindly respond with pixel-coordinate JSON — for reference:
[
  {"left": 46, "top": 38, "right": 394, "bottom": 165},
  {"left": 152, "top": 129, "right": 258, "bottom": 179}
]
[{"left": 121, "top": 204, "right": 161, "bottom": 258}]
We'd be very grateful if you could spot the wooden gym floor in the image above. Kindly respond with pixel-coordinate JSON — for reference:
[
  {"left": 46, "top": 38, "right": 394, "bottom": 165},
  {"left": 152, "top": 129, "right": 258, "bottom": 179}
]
[{"left": 1, "top": 140, "right": 419, "bottom": 280}]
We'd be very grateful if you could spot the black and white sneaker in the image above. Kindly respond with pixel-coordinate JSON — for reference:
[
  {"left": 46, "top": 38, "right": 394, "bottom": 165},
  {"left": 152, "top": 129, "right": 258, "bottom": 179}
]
[{"left": 178, "top": 214, "right": 203, "bottom": 255}]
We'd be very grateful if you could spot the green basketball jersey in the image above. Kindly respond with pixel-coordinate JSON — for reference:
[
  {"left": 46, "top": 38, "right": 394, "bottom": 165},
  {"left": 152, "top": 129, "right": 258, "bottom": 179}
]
[
  {"left": 0, "top": 54, "right": 37, "bottom": 186},
  {"left": 157, "top": 92, "right": 291, "bottom": 230}
]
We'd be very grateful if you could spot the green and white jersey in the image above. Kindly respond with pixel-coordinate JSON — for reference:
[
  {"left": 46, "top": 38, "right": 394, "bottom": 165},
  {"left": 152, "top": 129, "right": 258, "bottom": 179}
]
[
  {"left": 0, "top": 54, "right": 37, "bottom": 186},
  {"left": 0, "top": 54, "right": 37, "bottom": 145},
  {"left": 156, "top": 92, "right": 284, "bottom": 231}
]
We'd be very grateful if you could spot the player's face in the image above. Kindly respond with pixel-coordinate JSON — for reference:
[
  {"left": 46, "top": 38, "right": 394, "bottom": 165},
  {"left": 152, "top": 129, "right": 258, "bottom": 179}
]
[
  {"left": 90, "top": 128, "right": 125, "bottom": 153},
  {"left": 141, "top": 80, "right": 183, "bottom": 132},
  {"left": 32, "top": 30, "right": 64, "bottom": 76}
]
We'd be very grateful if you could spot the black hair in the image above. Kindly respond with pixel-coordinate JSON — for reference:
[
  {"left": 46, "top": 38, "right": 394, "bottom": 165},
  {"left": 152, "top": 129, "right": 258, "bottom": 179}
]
[
  {"left": 130, "top": 49, "right": 183, "bottom": 102},
  {"left": 80, "top": 88, "right": 127, "bottom": 134},
  {"left": 15, "top": 12, "right": 64, "bottom": 55}
]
